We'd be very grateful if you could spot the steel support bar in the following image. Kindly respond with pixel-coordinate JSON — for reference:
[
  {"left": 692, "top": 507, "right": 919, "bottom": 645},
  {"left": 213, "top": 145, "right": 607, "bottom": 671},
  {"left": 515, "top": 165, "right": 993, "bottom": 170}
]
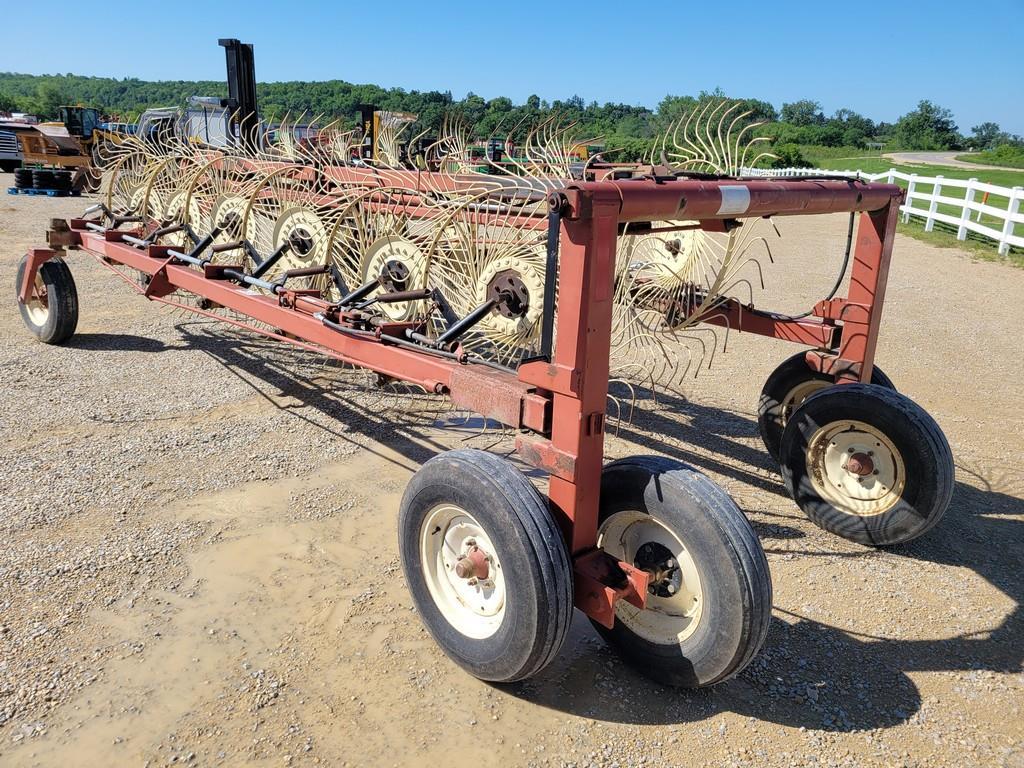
[
  {"left": 71, "top": 228, "right": 539, "bottom": 428},
  {"left": 699, "top": 299, "right": 838, "bottom": 348},
  {"left": 17, "top": 248, "right": 57, "bottom": 305},
  {"left": 830, "top": 201, "right": 900, "bottom": 383},
  {"left": 564, "top": 179, "right": 903, "bottom": 223},
  {"left": 519, "top": 188, "right": 621, "bottom": 554}
]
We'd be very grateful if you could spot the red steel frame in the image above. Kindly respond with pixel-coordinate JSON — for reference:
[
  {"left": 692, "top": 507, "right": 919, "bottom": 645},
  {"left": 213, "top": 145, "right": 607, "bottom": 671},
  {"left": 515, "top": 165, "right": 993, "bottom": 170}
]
[{"left": 18, "top": 176, "right": 903, "bottom": 628}]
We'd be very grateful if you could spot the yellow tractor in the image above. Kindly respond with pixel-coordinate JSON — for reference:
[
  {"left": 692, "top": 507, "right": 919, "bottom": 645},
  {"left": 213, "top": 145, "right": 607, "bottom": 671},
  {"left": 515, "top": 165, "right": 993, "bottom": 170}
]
[{"left": 15, "top": 106, "right": 108, "bottom": 189}]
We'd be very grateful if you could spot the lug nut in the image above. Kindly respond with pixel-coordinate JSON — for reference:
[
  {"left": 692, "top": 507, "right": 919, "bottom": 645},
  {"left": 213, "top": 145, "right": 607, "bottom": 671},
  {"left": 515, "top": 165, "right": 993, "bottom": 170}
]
[{"left": 666, "top": 584, "right": 677, "bottom": 595}]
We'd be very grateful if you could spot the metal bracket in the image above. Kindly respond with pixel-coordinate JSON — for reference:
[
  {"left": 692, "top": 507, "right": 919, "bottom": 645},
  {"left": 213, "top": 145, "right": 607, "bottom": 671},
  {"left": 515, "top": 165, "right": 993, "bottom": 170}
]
[
  {"left": 572, "top": 549, "right": 649, "bottom": 629},
  {"left": 514, "top": 434, "right": 576, "bottom": 482},
  {"left": 18, "top": 249, "right": 56, "bottom": 305}
]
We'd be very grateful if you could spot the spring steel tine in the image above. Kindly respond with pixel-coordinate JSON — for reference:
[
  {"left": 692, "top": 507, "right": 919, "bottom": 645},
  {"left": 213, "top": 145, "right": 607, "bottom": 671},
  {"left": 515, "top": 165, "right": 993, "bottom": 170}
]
[{"left": 605, "top": 392, "right": 623, "bottom": 437}]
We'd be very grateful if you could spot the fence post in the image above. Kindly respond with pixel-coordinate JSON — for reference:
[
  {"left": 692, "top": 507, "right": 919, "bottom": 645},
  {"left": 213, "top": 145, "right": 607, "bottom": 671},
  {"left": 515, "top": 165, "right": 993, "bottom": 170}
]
[
  {"left": 903, "top": 174, "right": 917, "bottom": 223},
  {"left": 887, "top": 169, "right": 895, "bottom": 185},
  {"left": 999, "top": 186, "right": 1022, "bottom": 256},
  {"left": 925, "top": 175, "right": 943, "bottom": 232},
  {"left": 958, "top": 178, "right": 978, "bottom": 241}
]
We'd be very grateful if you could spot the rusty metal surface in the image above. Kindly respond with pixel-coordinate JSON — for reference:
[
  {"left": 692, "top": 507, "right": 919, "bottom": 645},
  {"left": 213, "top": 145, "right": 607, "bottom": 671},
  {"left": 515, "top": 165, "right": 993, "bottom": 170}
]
[
  {"left": 515, "top": 434, "right": 576, "bottom": 483},
  {"left": 573, "top": 549, "right": 650, "bottom": 629},
  {"left": 17, "top": 249, "right": 56, "bottom": 305},
  {"left": 835, "top": 203, "right": 899, "bottom": 383},
  {"left": 564, "top": 178, "right": 903, "bottom": 223},
  {"left": 447, "top": 365, "right": 534, "bottom": 429}
]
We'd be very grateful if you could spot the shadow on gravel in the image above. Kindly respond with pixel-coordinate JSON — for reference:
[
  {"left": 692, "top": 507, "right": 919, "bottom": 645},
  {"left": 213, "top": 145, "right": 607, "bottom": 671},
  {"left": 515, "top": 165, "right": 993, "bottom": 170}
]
[
  {"left": 608, "top": 383, "right": 788, "bottom": 498},
  {"left": 504, "top": 613, "right": 922, "bottom": 732},
  {"left": 508, "top": 470, "right": 1023, "bottom": 732},
  {"left": 65, "top": 332, "right": 169, "bottom": 353},
  {"left": 151, "top": 323, "right": 1020, "bottom": 733},
  {"left": 171, "top": 321, "right": 449, "bottom": 470}
]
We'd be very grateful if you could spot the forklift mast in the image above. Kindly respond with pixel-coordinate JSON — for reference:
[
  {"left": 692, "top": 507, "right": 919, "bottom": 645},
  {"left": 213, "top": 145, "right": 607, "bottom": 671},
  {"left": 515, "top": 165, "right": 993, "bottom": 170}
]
[{"left": 218, "top": 39, "right": 260, "bottom": 148}]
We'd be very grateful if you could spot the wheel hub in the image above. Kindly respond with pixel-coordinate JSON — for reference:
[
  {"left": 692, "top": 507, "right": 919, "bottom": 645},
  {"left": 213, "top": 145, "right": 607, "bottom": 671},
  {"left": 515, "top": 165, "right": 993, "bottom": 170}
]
[
  {"left": 362, "top": 237, "right": 427, "bottom": 321},
  {"left": 807, "top": 420, "right": 905, "bottom": 516},
  {"left": 597, "top": 511, "right": 704, "bottom": 644},
  {"left": 288, "top": 226, "right": 315, "bottom": 256},
  {"left": 486, "top": 270, "right": 530, "bottom": 319},
  {"left": 454, "top": 545, "right": 490, "bottom": 581},
  {"left": 633, "top": 541, "right": 680, "bottom": 598},
  {"left": 379, "top": 259, "right": 410, "bottom": 293},
  {"left": 217, "top": 210, "right": 243, "bottom": 240},
  {"left": 845, "top": 452, "right": 874, "bottom": 477},
  {"left": 420, "top": 505, "right": 505, "bottom": 640}
]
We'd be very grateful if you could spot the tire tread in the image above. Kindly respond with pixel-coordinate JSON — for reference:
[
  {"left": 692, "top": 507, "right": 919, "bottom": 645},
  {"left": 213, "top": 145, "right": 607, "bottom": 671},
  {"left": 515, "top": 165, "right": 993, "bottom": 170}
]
[{"left": 601, "top": 456, "right": 772, "bottom": 686}]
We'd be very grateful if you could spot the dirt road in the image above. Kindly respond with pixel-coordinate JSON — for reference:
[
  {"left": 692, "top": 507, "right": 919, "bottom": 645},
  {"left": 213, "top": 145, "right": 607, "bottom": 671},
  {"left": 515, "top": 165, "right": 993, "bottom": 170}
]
[
  {"left": 883, "top": 151, "right": 1021, "bottom": 172},
  {"left": 1, "top": 176, "right": 1022, "bottom": 767}
]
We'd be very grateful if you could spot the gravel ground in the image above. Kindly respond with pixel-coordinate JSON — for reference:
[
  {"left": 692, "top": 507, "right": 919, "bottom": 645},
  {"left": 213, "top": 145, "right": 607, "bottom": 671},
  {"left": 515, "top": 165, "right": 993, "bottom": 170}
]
[{"left": 0, "top": 173, "right": 1021, "bottom": 767}]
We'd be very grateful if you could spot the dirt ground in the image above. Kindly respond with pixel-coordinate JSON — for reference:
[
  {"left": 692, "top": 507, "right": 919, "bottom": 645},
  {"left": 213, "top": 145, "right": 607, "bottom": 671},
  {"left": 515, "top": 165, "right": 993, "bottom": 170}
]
[{"left": 0, "top": 173, "right": 1021, "bottom": 768}]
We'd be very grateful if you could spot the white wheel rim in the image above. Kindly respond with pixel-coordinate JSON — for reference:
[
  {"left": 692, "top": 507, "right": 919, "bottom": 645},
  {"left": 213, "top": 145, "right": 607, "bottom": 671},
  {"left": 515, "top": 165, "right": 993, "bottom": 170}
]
[
  {"left": 780, "top": 379, "right": 830, "bottom": 425},
  {"left": 598, "top": 511, "right": 704, "bottom": 644},
  {"left": 807, "top": 419, "right": 905, "bottom": 516},
  {"left": 25, "top": 272, "right": 48, "bottom": 326},
  {"left": 420, "top": 504, "right": 506, "bottom": 640}
]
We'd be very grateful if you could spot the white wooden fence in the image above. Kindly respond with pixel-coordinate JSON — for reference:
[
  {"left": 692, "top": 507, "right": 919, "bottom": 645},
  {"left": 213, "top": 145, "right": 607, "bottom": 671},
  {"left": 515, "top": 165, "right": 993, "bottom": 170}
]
[{"left": 740, "top": 167, "right": 1023, "bottom": 255}]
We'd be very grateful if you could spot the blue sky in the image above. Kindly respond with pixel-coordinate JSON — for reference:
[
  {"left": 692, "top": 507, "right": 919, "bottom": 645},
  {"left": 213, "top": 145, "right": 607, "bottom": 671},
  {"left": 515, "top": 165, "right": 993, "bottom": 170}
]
[{"left": 2, "top": 0, "right": 1021, "bottom": 134}]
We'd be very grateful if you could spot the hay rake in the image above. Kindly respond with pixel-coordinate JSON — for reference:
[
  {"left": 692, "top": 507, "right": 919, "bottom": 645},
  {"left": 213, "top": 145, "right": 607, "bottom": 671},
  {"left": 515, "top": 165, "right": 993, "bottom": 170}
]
[{"left": 15, "top": 41, "right": 954, "bottom": 687}]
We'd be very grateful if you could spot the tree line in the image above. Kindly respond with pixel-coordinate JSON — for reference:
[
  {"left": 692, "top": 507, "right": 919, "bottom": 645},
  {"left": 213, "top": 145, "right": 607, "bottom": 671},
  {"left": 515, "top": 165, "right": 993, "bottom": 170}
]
[{"left": 1, "top": 72, "right": 1020, "bottom": 165}]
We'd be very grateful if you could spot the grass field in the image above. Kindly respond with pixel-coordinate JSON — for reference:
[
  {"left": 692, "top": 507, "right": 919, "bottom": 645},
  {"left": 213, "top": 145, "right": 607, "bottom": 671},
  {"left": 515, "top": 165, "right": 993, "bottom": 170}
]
[
  {"left": 956, "top": 146, "right": 1024, "bottom": 169},
  {"left": 798, "top": 146, "right": 1023, "bottom": 265}
]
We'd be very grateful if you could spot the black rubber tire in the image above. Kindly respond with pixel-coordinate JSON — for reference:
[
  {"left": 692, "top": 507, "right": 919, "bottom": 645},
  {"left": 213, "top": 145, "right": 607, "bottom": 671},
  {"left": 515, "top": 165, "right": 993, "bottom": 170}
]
[
  {"left": 14, "top": 167, "right": 33, "bottom": 188},
  {"left": 758, "top": 351, "right": 896, "bottom": 462},
  {"left": 591, "top": 456, "right": 772, "bottom": 688},
  {"left": 779, "top": 384, "right": 954, "bottom": 546},
  {"left": 398, "top": 449, "right": 572, "bottom": 683},
  {"left": 16, "top": 254, "right": 79, "bottom": 344},
  {"left": 52, "top": 170, "right": 72, "bottom": 191},
  {"left": 32, "top": 169, "right": 55, "bottom": 190}
]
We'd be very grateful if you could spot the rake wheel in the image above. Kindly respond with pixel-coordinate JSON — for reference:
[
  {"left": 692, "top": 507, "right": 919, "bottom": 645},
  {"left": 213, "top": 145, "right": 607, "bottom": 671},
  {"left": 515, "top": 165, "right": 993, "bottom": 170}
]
[{"left": 427, "top": 191, "right": 550, "bottom": 366}]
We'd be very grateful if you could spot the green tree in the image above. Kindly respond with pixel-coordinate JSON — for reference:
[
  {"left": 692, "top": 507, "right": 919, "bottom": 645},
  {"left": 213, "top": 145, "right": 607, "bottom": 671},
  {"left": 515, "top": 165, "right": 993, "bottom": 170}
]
[
  {"left": 34, "top": 80, "right": 69, "bottom": 119},
  {"left": 970, "top": 122, "right": 1005, "bottom": 150},
  {"left": 893, "top": 100, "right": 961, "bottom": 150},
  {"left": 0, "top": 91, "right": 17, "bottom": 113},
  {"left": 781, "top": 99, "right": 824, "bottom": 126},
  {"left": 770, "top": 143, "right": 810, "bottom": 168}
]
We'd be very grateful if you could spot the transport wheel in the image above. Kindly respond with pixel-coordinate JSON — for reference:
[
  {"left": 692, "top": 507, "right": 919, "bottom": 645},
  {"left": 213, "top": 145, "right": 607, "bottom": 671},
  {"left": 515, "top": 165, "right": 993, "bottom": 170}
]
[
  {"left": 15, "top": 255, "right": 79, "bottom": 344},
  {"left": 779, "top": 384, "right": 953, "bottom": 546},
  {"left": 592, "top": 456, "right": 772, "bottom": 688},
  {"left": 399, "top": 449, "right": 572, "bottom": 682},
  {"left": 757, "top": 351, "right": 896, "bottom": 462}
]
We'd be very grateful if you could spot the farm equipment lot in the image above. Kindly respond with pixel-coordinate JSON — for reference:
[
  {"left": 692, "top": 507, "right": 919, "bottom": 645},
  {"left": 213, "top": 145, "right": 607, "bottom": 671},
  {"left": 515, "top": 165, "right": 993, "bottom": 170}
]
[{"left": 1, "top": 176, "right": 1021, "bottom": 766}]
